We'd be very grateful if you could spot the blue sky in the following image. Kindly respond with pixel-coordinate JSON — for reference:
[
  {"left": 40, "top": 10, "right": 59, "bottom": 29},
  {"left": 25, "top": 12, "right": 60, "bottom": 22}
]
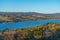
[{"left": 0, "top": 0, "right": 60, "bottom": 13}]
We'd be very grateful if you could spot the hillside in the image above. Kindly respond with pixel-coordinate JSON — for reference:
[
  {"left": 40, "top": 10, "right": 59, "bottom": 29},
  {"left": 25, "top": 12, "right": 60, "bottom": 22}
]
[
  {"left": 2, "top": 23, "right": 60, "bottom": 40},
  {"left": 0, "top": 12, "right": 60, "bottom": 23},
  {"left": 15, "top": 23, "right": 60, "bottom": 40}
]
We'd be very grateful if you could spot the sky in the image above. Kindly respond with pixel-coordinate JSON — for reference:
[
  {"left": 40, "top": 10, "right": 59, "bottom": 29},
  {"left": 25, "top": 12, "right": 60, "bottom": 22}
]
[{"left": 0, "top": 0, "right": 60, "bottom": 13}]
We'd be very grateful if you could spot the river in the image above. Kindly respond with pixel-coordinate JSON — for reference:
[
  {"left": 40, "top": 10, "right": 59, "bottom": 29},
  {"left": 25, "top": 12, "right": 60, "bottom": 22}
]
[{"left": 0, "top": 19, "right": 60, "bottom": 30}]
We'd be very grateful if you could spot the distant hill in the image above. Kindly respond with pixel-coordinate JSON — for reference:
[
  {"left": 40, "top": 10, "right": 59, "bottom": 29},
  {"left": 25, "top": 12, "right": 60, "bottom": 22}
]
[{"left": 0, "top": 12, "right": 60, "bottom": 23}]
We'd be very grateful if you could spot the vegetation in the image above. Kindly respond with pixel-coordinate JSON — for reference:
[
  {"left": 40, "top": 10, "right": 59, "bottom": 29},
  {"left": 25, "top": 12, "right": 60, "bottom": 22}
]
[
  {"left": 1, "top": 12, "right": 60, "bottom": 23},
  {"left": 0, "top": 23, "right": 60, "bottom": 40},
  {"left": 11, "top": 23, "right": 60, "bottom": 40}
]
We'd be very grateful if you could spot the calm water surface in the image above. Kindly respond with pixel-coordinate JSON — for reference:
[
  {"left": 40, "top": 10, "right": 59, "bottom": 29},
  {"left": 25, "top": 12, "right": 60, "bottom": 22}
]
[{"left": 0, "top": 19, "right": 60, "bottom": 30}]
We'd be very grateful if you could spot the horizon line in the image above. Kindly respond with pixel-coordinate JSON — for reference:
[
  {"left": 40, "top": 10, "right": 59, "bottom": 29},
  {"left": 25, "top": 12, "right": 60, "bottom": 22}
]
[{"left": 0, "top": 11, "right": 60, "bottom": 14}]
